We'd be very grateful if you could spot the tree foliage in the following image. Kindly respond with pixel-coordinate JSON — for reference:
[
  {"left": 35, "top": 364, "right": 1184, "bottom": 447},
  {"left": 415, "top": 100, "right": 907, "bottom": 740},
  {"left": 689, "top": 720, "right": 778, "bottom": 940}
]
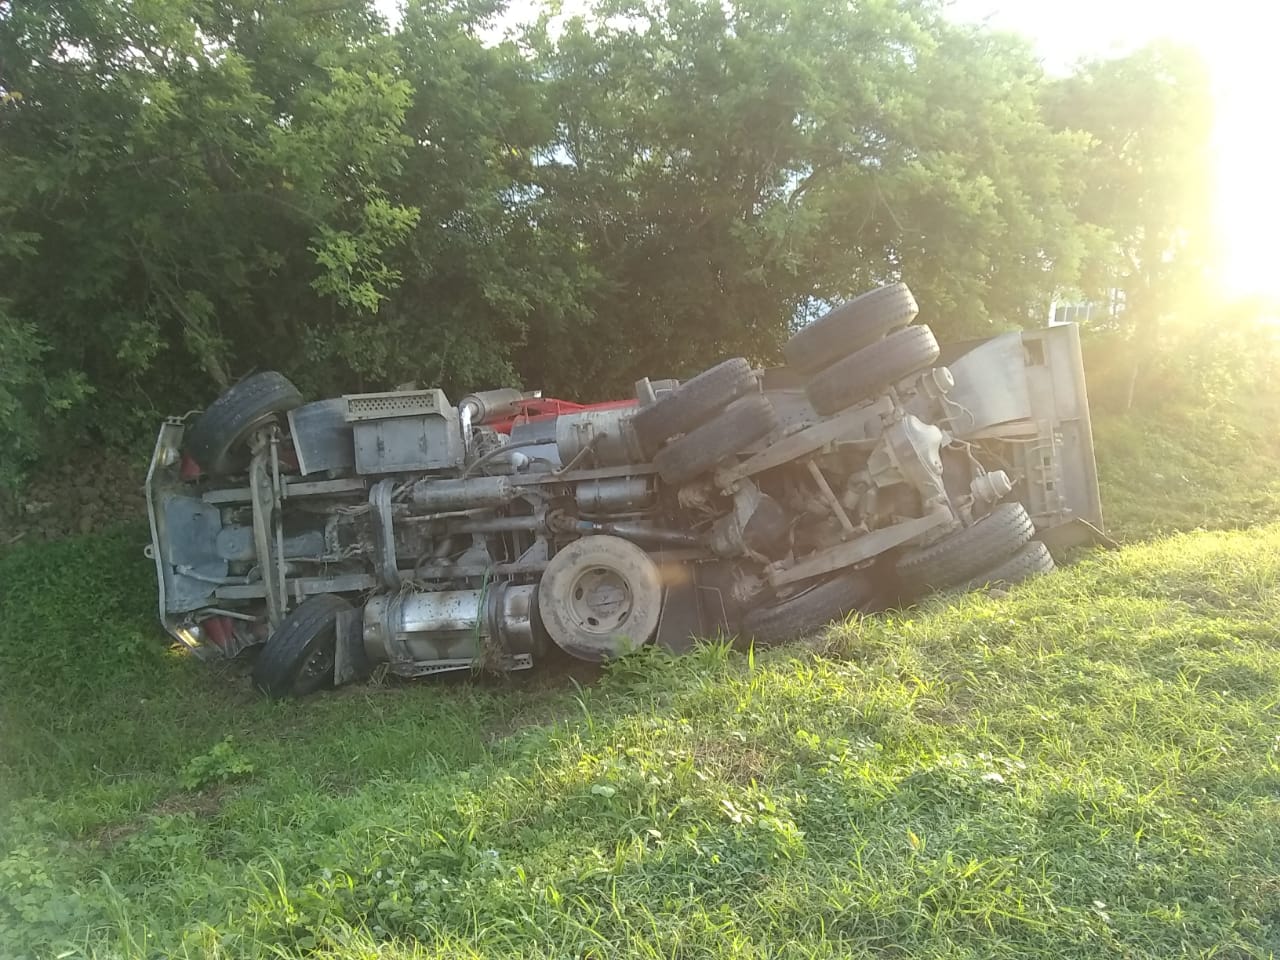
[
  {"left": 1045, "top": 43, "right": 1213, "bottom": 327},
  {"left": 1043, "top": 42, "right": 1216, "bottom": 408},
  {"left": 0, "top": 0, "right": 1219, "bottom": 485}
]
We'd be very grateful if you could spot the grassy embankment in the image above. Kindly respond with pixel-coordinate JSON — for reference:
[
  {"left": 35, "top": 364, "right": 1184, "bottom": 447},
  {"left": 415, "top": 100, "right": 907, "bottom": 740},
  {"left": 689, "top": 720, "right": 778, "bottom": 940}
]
[{"left": 2, "top": 398, "right": 1279, "bottom": 958}]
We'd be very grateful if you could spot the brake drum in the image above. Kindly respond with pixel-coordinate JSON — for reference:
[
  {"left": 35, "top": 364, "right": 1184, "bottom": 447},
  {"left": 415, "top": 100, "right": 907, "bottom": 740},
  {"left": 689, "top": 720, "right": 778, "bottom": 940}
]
[{"left": 537, "top": 535, "right": 663, "bottom": 661}]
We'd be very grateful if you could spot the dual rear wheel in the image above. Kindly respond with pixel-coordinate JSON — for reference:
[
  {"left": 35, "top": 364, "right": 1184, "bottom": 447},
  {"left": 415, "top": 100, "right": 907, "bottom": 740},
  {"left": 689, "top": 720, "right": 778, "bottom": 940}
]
[
  {"left": 628, "top": 358, "right": 780, "bottom": 488},
  {"left": 784, "top": 282, "right": 940, "bottom": 415}
]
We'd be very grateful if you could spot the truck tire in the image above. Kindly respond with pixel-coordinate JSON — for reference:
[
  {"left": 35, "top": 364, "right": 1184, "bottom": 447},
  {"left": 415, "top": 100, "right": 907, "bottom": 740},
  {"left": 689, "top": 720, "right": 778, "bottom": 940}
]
[
  {"left": 741, "top": 568, "right": 878, "bottom": 647},
  {"left": 653, "top": 394, "right": 780, "bottom": 487},
  {"left": 896, "top": 502, "right": 1035, "bottom": 592},
  {"left": 784, "top": 282, "right": 919, "bottom": 375},
  {"left": 956, "top": 540, "right": 1055, "bottom": 593},
  {"left": 630, "top": 357, "right": 757, "bottom": 457},
  {"left": 252, "top": 594, "right": 351, "bottom": 699},
  {"left": 185, "top": 371, "right": 304, "bottom": 475},
  {"left": 538, "top": 536, "right": 663, "bottom": 661},
  {"left": 805, "top": 325, "right": 940, "bottom": 416}
]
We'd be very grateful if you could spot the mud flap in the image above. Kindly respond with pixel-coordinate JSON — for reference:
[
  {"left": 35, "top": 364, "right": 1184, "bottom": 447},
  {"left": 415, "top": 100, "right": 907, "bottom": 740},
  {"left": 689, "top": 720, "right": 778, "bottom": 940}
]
[
  {"left": 654, "top": 560, "right": 738, "bottom": 654},
  {"left": 333, "top": 605, "right": 371, "bottom": 687},
  {"left": 1036, "top": 518, "right": 1119, "bottom": 553}
]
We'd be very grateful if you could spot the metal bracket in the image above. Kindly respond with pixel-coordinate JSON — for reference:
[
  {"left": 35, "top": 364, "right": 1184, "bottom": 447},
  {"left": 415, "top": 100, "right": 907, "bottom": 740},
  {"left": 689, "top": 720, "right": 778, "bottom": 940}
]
[
  {"left": 218, "top": 572, "right": 380, "bottom": 601},
  {"left": 248, "top": 444, "right": 286, "bottom": 626},
  {"left": 333, "top": 605, "right": 370, "bottom": 687},
  {"left": 768, "top": 504, "right": 955, "bottom": 588},
  {"left": 369, "top": 478, "right": 402, "bottom": 590},
  {"left": 386, "top": 653, "right": 534, "bottom": 678},
  {"left": 715, "top": 395, "right": 893, "bottom": 489},
  {"left": 805, "top": 459, "right": 856, "bottom": 539},
  {"left": 203, "top": 476, "right": 369, "bottom": 506}
]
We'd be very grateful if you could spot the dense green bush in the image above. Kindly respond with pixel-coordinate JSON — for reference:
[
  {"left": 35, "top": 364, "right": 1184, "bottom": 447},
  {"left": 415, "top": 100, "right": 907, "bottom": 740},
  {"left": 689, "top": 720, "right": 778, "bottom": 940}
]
[
  {"left": 1083, "top": 295, "right": 1280, "bottom": 414},
  {"left": 0, "top": 0, "right": 1219, "bottom": 486},
  {"left": 0, "top": 525, "right": 163, "bottom": 704}
]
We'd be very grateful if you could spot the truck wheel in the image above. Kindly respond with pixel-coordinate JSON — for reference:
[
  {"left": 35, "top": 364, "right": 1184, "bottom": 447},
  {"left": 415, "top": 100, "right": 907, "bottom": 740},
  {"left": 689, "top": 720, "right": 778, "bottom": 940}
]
[
  {"left": 896, "top": 502, "right": 1034, "bottom": 593},
  {"left": 538, "top": 536, "right": 663, "bottom": 661},
  {"left": 805, "top": 325, "right": 941, "bottom": 416},
  {"left": 185, "top": 371, "right": 304, "bottom": 475},
  {"left": 653, "top": 394, "right": 780, "bottom": 487},
  {"left": 252, "top": 594, "right": 351, "bottom": 699},
  {"left": 956, "top": 540, "right": 1055, "bottom": 593},
  {"left": 630, "top": 357, "right": 757, "bottom": 457},
  {"left": 741, "top": 568, "right": 878, "bottom": 647},
  {"left": 784, "top": 282, "right": 919, "bottom": 375}
]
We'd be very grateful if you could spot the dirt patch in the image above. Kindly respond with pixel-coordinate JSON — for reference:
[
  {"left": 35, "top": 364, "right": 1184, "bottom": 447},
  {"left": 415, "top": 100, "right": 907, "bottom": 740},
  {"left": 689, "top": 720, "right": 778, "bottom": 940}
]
[
  {"left": 694, "top": 735, "right": 777, "bottom": 786},
  {"left": 91, "top": 784, "right": 230, "bottom": 850},
  {"left": 1, "top": 450, "right": 148, "bottom": 548}
]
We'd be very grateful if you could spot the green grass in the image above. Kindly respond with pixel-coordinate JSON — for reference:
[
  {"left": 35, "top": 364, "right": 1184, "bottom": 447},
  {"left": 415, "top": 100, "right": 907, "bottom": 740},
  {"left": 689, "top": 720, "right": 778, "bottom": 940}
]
[
  {"left": 3, "top": 405, "right": 1280, "bottom": 958},
  {"left": 1093, "top": 393, "right": 1280, "bottom": 540}
]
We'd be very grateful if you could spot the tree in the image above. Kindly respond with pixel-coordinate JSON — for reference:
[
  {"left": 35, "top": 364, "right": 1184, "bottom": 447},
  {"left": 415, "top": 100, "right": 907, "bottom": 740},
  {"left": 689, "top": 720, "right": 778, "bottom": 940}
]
[
  {"left": 519, "top": 0, "right": 1093, "bottom": 395},
  {"left": 0, "top": 0, "right": 416, "bottom": 458},
  {"left": 0, "top": 0, "right": 1217, "bottom": 486},
  {"left": 1044, "top": 42, "right": 1215, "bottom": 407},
  {"left": 357, "top": 0, "right": 588, "bottom": 396}
]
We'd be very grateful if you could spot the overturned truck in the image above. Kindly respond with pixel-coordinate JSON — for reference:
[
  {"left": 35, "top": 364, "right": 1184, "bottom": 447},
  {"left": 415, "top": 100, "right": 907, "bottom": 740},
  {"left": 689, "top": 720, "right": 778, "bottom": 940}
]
[{"left": 145, "top": 284, "right": 1102, "bottom": 697}]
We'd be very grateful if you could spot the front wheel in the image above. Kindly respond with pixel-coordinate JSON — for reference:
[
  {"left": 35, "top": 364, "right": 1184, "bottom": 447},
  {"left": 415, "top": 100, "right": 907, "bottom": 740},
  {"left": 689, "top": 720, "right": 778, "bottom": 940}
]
[
  {"left": 252, "top": 594, "right": 351, "bottom": 699},
  {"left": 184, "top": 371, "right": 304, "bottom": 475}
]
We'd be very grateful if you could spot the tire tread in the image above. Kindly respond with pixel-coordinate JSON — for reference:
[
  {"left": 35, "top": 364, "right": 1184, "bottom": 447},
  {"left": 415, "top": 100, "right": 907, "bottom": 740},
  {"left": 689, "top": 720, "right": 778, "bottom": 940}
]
[
  {"left": 805, "top": 325, "right": 940, "bottom": 416},
  {"left": 631, "top": 358, "right": 756, "bottom": 457},
  {"left": 252, "top": 593, "right": 350, "bottom": 699},
  {"left": 653, "top": 394, "right": 780, "bottom": 486},
  {"left": 785, "top": 282, "right": 919, "bottom": 374},
  {"left": 896, "top": 502, "right": 1035, "bottom": 591}
]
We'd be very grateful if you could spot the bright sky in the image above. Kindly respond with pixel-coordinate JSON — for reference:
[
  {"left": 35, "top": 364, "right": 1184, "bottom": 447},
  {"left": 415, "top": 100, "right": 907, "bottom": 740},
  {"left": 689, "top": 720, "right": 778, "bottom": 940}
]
[
  {"left": 380, "top": 0, "right": 1280, "bottom": 301},
  {"left": 949, "top": 0, "right": 1280, "bottom": 301}
]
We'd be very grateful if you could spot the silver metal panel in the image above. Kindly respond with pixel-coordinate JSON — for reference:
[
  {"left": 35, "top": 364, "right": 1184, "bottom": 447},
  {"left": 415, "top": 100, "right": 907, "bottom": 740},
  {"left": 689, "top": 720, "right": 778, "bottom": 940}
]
[
  {"left": 946, "top": 332, "right": 1033, "bottom": 436},
  {"left": 948, "top": 324, "right": 1102, "bottom": 532},
  {"left": 576, "top": 476, "right": 654, "bottom": 513},
  {"left": 555, "top": 408, "right": 645, "bottom": 467},
  {"left": 1028, "top": 325, "right": 1103, "bottom": 530},
  {"left": 160, "top": 492, "right": 226, "bottom": 613},
  {"left": 288, "top": 399, "right": 355, "bottom": 477},
  {"left": 352, "top": 411, "right": 464, "bottom": 474},
  {"left": 344, "top": 388, "right": 450, "bottom": 422}
]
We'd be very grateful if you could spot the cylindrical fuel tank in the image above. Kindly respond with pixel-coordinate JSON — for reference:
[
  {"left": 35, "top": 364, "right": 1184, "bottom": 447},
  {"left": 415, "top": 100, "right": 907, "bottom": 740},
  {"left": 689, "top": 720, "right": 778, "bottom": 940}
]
[
  {"left": 411, "top": 475, "right": 515, "bottom": 512},
  {"left": 363, "top": 582, "right": 538, "bottom": 665},
  {"left": 575, "top": 476, "right": 655, "bottom": 514},
  {"left": 555, "top": 408, "right": 644, "bottom": 468}
]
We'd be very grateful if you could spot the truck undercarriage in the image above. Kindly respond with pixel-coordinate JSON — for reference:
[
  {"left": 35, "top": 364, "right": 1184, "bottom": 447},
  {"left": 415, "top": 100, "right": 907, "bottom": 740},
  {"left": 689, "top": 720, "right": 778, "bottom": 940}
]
[{"left": 144, "top": 283, "right": 1103, "bottom": 697}]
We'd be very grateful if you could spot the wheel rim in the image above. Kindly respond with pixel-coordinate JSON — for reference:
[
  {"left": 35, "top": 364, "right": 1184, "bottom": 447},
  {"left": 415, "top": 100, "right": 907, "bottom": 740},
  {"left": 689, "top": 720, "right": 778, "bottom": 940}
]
[
  {"left": 567, "top": 566, "right": 635, "bottom": 634},
  {"left": 298, "top": 642, "right": 334, "bottom": 683}
]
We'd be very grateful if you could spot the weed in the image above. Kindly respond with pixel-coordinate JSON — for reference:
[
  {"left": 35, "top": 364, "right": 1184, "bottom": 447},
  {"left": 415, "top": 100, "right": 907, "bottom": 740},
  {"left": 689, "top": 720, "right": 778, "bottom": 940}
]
[{"left": 179, "top": 737, "right": 254, "bottom": 791}]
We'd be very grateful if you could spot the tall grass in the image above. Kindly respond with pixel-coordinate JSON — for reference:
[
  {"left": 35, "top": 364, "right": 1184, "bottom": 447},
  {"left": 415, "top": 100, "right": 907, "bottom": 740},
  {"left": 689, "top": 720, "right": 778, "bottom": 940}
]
[{"left": 2, "top": 523, "right": 1279, "bottom": 958}]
